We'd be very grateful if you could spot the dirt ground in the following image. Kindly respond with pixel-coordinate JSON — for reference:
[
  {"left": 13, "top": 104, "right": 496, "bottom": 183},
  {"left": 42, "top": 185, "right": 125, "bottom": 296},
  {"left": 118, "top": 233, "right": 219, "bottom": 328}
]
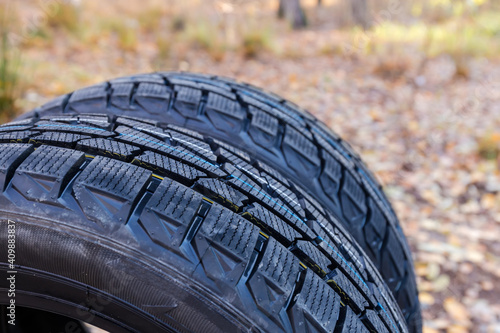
[{"left": 4, "top": 0, "right": 500, "bottom": 332}]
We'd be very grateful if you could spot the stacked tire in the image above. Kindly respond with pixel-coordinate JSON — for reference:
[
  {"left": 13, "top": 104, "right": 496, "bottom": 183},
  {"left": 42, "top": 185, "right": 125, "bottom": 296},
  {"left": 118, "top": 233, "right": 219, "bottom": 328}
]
[{"left": 0, "top": 72, "right": 420, "bottom": 332}]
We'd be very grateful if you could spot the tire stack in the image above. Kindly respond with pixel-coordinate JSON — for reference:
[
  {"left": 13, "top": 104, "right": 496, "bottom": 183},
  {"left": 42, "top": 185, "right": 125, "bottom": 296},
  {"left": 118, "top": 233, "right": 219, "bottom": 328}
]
[{"left": 0, "top": 72, "right": 420, "bottom": 333}]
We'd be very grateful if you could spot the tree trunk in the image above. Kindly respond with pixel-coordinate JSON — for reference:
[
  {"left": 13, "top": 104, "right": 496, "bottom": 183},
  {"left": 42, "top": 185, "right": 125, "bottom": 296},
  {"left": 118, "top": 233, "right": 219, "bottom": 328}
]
[
  {"left": 278, "top": 0, "right": 285, "bottom": 18},
  {"left": 277, "top": 0, "right": 307, "bottom": 29},
  {"left": 350, "top": 0, "right": 371, "bottom": 29}
]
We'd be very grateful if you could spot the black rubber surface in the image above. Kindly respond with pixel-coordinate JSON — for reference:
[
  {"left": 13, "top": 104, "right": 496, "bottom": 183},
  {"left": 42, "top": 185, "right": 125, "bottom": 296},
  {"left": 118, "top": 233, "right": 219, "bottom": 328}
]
[
  {"left": 17, "top": 72, "right": 421, "bottom": 331},
  {"left": 0, "top": 114, "right": 408, "bottom": 332}
]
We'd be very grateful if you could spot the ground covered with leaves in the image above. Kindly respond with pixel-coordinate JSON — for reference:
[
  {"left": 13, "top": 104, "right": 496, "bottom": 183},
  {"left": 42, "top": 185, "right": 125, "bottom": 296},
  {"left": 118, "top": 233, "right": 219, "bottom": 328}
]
[{"left": 3, "top": 0, "right": 500, "bottom": 332}]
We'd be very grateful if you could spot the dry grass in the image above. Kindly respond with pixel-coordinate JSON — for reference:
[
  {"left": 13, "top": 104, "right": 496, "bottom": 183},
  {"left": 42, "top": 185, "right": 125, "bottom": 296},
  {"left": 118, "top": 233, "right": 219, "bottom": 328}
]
[
  {"left": 117, "top": 24, "right": 138, "bottom": 52},
  {"left": 102, "top": 19, "right": 139, "bottom": 52},
  {"left": 152, "top": 34, "right": 172, "bottom": 69},
  {"left": 6, "top": 0, "right": 500, "bottom": 116},
  {"left": 373, "top": 55, "right": 412, "bottom": 80},
  {"left": 183, "top": 21, "right": 227, "bottom": 61},
  {"left": 477, "top": 133, "right": 500, "bottom": 160},
  {"left": 0, "top": 6, "right": 21, "bottom": 120},
  {"left": 318, "top": 43, "right": 345, "bottom": 57},
  {"left": 138, "top": 6, "right": 166, "bottom": 32},
  {"left": 46, "top": 2, "right": 81, "bottom": 33},
  {"left": 241, "top": 29, "right": 271, "bottom": 58}
]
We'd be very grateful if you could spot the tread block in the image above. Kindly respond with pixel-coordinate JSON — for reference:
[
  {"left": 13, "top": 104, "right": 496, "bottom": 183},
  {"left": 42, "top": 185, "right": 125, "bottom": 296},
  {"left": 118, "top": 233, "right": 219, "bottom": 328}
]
[
  {"left": 74, "top": 156, "right": 152, "bottom": 228},
  {"left": 109, "top": 82, "right": 134, "bottom": 110},
  {"left": 134, "top": 151, "right": 207, "bottom": 182},
  {"left": 75, "top": 115, "right": 110, "bottom": 129},
  {"left": 139, "top": 178, "right": 203, "bottom": 264},
  {"left": 312, "top": 130, "right": 355, "bottom": 170},
  {"left": 282, "top": 125, "right": 320, "bottom": 176},
  {"left": 0, "top": 130, "right": 38, "bottom": 143},
  {"left": 218, "top": 149, "right": 261, "bottom": 184},
  {"left": 34, "top": 121, "right": 115, "bottom": 137},
  {"left": 198, "top": 83, "right": 235, "bottom": 99},
  {"left": 398, "top": 275, "right": 418, "bottom": 319},
  {"left": 135, "top": 83, "right": 171, "bottom": 114},
  {"left": 174, "top": 86, "right": 201, "bottom": 117},
  {"left": 205, "top": 93, "right": 245, "bottom": 134},
  {"left": 238, "top": 91, "right": 306, "bottom": 131},
  {"left": 166, "top": 123, "right": 205, "bottom": 140},
  {"left": 193, "top": 211, "right": 259, "bottom": 291},
  {"left": 0, "top": 144, "right": 34, "bottom": 190},
  {"left": 328, "top": 269, "right": 369, "bottom": 313},
  {"left": 282, "top": 100, "right": 315, "bottom": 121},
  {"left": 40, "top": 115, "right": 110, "bottom": 128},
  {"left": 194, "top": 178, "right": 247, "bottom": 210},
  {"left": 338, "top": 307, "right": 370, "bottom": 333},
  {"left": 363, "top": 198, "right": 387, "bottom": 265},
  {"left": 120, "top": 122, "right": 170, "bottom": 140},
  {"left": 225, "top": 165, "right": 300, "bottom": 215},
  {"left": 319, "top": 150, "right": 342, "bottom": 207},
  {"left": 380, "top": 230, "right": 406, "bottom": 291},
  {"left": 12, "top": 146, "right": 85, "bottom": 202},
  {"left": 30, "top": 131, "right": 91, "bottom": 146},
  {"left": 116, "top": 116, "right": 159, "bottom": 128},
  {"left": 111, "top": 73, "right": 165, "bottom": 85},
  {"left": 0, "top": 125, "right": 33, "bottom": 132},
  {"left": 76, "top": 138, "right": 141, "bottom": 161},
  {"left": 319, "top": 239, "right": 371, "bottom": 299},
  {"left": 302, "top": 195, "right": 327, "bottom": 222},
  {"left": 243, "top": 202, "right": 301, "bottom": 245},
  {"left": 329, "top": 229, "right": 369, "bottom": 281},
  {"left": 35, "top": 94, "right": 68, "bottom": 115},
  {"left": 169, "top": 78, "right": 202, "bottom": 89},
  {"left": 247, "top": 238, "right": 300, "bottom": 329},
  {"left": 371, "top": 285, "right": 402, "bottom": 332},
  {"left": 293, "top": 241, "right": 331, "bottom": 277},
  {"left": 340, "top": 172, "right": 368, "bottom": 234},
  {"left": 363, "top": 309, "right": 389, "bottom": 333},
  {"left": 195, "top": 203, "right": 232, "bottom": 256},
  {"left": 167, "top": 129, "right": 218, "bottom": 163},
  {"left": 256, "top": 160, "right": 291, "bottom": 187},
  {"left": 115, "top": 125, "right": 226, "bottom": 177},
  {"left": 0, "top": 119, "right": 33, "bottom": 127},
  {"left": 214, "top": 139, "right": 251, "bottom": 162},
  {"left": 67, "top": 84, "right": 108, "bottom": 113},
  {"left": 290, "top": 270, "right": 341, "bottom": 333},
  {"left": 264, "top": 174, "right": 303, "bottom": 214},
  {"left": 225, "top": 169, "right": 312, "bottom": 239},
  {"left": 206, "top": 213, "right": 258, "bottom": 258}
]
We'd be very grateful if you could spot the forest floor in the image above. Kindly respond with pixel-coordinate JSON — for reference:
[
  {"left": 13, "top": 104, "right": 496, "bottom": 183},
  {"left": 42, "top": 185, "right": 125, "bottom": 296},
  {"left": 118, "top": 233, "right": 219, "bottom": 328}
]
[{"left": 4, "top": 0, "right": 500, "bottom": 332}]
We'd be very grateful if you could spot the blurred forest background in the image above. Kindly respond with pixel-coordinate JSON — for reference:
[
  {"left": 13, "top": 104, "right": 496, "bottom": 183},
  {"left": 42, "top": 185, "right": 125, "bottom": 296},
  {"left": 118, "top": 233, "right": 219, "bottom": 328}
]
[{"left": 1, "top": 0, "right": 500, "bottom": 332}]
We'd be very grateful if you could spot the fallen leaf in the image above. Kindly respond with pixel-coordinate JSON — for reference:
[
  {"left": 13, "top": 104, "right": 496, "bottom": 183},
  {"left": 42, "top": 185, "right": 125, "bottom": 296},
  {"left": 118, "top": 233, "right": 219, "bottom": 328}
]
[{"left": 444, "top": 298, "right": 469, "bottom": 323}]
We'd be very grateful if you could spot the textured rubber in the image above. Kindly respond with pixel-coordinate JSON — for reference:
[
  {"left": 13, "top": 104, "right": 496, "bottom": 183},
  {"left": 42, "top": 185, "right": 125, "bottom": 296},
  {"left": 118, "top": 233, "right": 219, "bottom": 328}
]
[
  {"left": 0, "top": 115, "right": 408, "bottom": 332},
  {"left": 17, "top": 72, "right": 421, "bottom": 331}
]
